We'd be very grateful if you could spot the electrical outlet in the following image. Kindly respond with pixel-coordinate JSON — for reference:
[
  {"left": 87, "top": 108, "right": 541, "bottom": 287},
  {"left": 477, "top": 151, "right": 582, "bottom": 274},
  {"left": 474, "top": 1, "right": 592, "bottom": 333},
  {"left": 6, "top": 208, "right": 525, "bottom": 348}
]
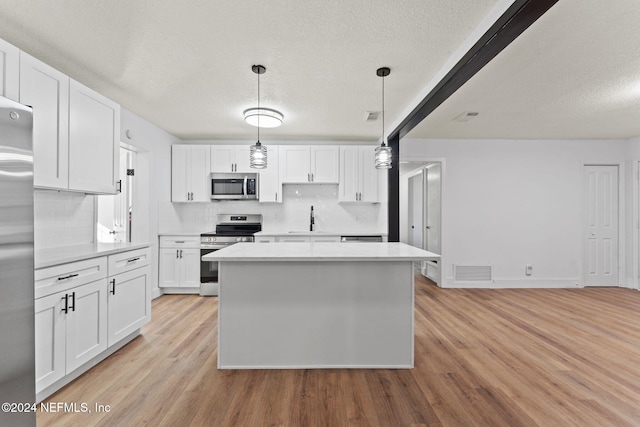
[{"left": 525, "top": 265, "right": 533, "bottom": 276}]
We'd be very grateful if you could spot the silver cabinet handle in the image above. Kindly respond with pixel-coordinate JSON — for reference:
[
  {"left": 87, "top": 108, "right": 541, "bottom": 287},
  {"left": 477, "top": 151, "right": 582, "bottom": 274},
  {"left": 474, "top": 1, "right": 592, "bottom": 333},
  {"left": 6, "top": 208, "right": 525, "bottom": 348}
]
[
  {"left": 69, "top": 292, "right": 76, "bottom": 312},
  {"left": 110, "top": 278, "right": 116, "bottom": 295},
  {"left": 307, "top": 173, "right": 310, "bottom": 182},
  {"left": 311, "top": 173, "right": 314, "bottom": 182},
  {"left": 61, "top": 294, "right": 69, "bottom": 314},
  {"left": 180, "top": 249, "right": 183, "bottom": 259},
  {"left": 176, "top": 250, "right": 179, "bottom": 259},
  {"left": 58, "top": 273, "right": 78, "bottom": 281},
  {"left": 275, "top": 192, "right": 278, "bottom": 202},
  {"left": 127, "top": 257, "right": 140, "bottom": 263}
]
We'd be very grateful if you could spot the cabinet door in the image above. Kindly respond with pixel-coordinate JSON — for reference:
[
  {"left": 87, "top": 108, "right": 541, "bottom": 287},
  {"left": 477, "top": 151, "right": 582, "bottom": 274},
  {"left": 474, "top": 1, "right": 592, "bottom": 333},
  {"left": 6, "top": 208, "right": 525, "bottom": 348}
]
[
  {"left": 108, "top": 266, "right": 150, "bottom": 346},
  {"left": 68, "top": 79, "right": 120, "bottom": 194},
  {"left": 171, "top": 145, "right": 189, "bottom": 202},
  {"left": 234, "top": 146, "right": 253, "bottom": 172},
  {"left": 159, "top": 249, "right": 181, "bottom": 287},
  {"left": 66, "top": 279, "right": 108, "bottom": 372},
  {"left": 359, "top": 147, "right": 379, "bottom": 202},
  {"left": 339, "top": 146, "right": 359, "bottom": 202},
  {"left": 180, "top": 248, "right": 201, "bottom": 287},
  {"left": 211, "top": 145, "right": 235, "bottom": 172},
  {"left": 20, "top": 52, "right": 70, "bottom": 190},
  {"left": 0, "top": 38, "right": 19, "bottom": 101},
  {"left": 311, "top": 146, "right": 339, "bottom": 183},
  {"left": 279, "top": 146, "right": 310, "bottom": 183},
  {"left": 259, "top": 145, "right": 281, "bottom": 203},
  {"left": 35, "top": 292, "right": 66, "bottom": 393},
  {"left": 189, "top": 145, "right": 211, "bottom": 201}
]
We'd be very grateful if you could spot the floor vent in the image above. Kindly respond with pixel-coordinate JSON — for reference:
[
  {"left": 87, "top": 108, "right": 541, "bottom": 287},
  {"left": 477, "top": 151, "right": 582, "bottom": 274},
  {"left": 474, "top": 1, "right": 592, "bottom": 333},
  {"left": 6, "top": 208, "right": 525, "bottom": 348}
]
[{"left": 454, "top": 265, "right": 492, "bottom": 282}]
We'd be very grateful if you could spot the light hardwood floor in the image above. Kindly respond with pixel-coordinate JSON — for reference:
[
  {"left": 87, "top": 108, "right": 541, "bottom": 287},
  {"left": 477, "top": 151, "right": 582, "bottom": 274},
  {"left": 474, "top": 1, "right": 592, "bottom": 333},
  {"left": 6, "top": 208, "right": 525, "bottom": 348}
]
[{"left": 38, "top": 276, "right": 640, "bottom": 426}]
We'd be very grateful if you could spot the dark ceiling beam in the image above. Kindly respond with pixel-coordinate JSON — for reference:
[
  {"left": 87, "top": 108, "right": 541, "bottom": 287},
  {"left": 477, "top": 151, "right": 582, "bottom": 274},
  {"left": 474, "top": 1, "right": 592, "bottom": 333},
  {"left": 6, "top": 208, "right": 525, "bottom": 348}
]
[
  {"left": 391, "top": 0, "right": 559, "bottom": 142},
  {"left": 387, "top": 0, "right": 559, "bottom": 242}
]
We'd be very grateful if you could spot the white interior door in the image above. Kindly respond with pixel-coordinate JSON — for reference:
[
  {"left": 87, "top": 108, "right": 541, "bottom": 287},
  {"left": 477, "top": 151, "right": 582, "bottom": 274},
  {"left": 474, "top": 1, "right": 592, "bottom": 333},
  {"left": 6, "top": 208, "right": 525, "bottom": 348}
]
[
  {"left": 425, "top": 163, "right": 442, "bottom": 254},
  {"left": 408, "top": 173, "right": 423, "bottom": 248},
  {"left": 584, "top": 165, "right": 619, "bottom": 286}
]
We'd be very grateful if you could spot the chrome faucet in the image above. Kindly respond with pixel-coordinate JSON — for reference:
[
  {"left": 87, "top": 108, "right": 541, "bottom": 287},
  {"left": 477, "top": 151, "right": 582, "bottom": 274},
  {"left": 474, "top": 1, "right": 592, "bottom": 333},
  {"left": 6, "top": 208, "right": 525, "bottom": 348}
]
[{"left": 310, "top": 205, "right": 315, "bottom": 231}]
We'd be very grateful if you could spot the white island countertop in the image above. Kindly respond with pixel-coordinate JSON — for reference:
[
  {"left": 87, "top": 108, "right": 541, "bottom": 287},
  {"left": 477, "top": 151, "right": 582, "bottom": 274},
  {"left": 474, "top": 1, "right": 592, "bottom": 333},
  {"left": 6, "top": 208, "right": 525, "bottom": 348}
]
[{"left": 203, "top": 242, "right": 439, "bottom": 262}]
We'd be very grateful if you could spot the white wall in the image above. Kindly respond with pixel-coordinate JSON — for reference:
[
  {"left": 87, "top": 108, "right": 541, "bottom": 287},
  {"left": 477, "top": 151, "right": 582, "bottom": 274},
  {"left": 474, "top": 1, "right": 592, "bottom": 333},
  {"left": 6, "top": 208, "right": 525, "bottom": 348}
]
[
  {"left": 120, "top": 108, "right": 178, "bottom": 298},
  {"left": 401, "top": 138, "right": 630, "bottom": 288}
]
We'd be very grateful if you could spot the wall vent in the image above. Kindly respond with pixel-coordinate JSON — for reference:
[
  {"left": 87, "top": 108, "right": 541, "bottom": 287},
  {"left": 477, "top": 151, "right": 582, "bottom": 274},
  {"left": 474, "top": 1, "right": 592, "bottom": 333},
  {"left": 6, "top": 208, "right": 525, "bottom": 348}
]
[
  {"left": 454, "top": 265, "right": 492, "bottom": 282},
  {"left": 364, "top": 111, "right": 380, "bottom": 122}
]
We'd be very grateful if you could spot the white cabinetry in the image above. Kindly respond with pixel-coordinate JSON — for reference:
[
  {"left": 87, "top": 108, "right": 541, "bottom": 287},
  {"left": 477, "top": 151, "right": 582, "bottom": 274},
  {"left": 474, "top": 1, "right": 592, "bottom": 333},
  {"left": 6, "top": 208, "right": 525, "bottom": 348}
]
[
  {"left": 258, "top": 145, "right": 281, "bottom": 203},
  {"left": 68, "top": 79, "right": 120, "bottom": 194},
  {"left": 34, "top": 246, "right": 150, "bottom": 399},
  {"left": 339, "top": 146, "right": 379, "bottom": 203},
  {"left": 279, "top": 146, "right": 339, "bottom": 183},
  {"left": 172, "top": 145, "right": 211, "bottom": 202},
  {"left": 19, "top": 52, "right": 70, "bottom": 189},
  {"left": 211, "top": 145, "right": 252, "bottom": 173},
  {"left": 106, "top": 248, "right": 151, "bottom": 346},
  {"left": 35, "top": 273, "right": 108, "bottom": 393},
  {"left": 0, "top": 38, "right": 19, "bottom": 101},
  {"left": 159, "top": 236, "right": 201, "bottom": 290}
]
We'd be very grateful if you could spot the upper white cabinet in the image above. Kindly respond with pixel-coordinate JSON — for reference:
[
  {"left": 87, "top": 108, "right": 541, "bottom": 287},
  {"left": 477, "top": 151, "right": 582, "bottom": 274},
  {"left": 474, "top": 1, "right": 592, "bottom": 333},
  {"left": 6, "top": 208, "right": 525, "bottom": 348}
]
[
  {"left": 172, "top": 145, "right": 211, "bottom": 202},
  {"left": 68, "top": 79, "right": 120, "bottom": 194},
  {"left": 258, "top": 145, "right": 281, "bottom": 203},
  {"left": 211, "top": 145, "right": 252, "bottom": 173},
  {"left": 19, "top": 52, "right": 70, "bottom": 189},
  {"left": 0, "top": 38, "right": 19, "bottom": 101},
  {"left": 339, "top": 146, "right": 379, "bottom": 203},
  {"left": 279, "top": 145, "right": 339, "bottom": 184}
]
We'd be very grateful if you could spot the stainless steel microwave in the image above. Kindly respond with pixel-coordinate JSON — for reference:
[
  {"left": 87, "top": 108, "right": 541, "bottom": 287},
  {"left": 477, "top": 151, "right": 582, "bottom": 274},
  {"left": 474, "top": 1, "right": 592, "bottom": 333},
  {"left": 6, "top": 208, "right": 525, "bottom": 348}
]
[{"left": 210, "top": 173, "right": 259, "bottom": 200}]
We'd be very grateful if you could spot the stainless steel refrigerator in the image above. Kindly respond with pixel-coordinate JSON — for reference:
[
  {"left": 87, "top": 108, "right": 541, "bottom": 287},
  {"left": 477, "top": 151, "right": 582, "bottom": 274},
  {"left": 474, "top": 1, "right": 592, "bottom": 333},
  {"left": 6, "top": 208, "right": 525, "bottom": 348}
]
[{"left": 0, "top": 96, "right": 36, "bottom": 427}]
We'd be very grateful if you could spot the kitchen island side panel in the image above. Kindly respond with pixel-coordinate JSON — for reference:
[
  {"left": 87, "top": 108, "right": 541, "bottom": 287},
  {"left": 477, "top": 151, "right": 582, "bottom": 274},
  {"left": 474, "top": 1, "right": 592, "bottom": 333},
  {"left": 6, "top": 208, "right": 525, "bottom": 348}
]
[{"left": 218, "top": 260, "right": 414, "bottom": 369}]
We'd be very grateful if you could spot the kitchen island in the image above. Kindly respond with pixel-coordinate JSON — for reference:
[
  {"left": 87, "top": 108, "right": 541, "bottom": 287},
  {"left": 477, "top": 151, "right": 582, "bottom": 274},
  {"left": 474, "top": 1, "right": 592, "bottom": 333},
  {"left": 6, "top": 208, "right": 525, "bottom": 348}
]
[{"left": 203, "top": 242, "right": 439, "bottom": 369}]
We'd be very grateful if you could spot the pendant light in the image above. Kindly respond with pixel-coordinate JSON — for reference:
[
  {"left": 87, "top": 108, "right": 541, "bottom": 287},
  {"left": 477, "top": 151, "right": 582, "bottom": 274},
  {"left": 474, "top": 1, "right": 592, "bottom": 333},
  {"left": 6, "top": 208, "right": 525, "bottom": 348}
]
[
  {"left": 249, "top": 65, "right": 268, "bottom": 169},
  {"left": 374, "top": 67, "right": 392, "bottom": 169}
]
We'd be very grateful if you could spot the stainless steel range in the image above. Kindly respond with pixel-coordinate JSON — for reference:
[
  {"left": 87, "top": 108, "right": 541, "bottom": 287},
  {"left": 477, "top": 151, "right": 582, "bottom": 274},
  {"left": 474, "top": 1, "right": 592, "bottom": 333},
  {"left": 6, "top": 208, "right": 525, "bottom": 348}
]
[{"left": 200, "top": 214, "right": 262, "bottom": 295}]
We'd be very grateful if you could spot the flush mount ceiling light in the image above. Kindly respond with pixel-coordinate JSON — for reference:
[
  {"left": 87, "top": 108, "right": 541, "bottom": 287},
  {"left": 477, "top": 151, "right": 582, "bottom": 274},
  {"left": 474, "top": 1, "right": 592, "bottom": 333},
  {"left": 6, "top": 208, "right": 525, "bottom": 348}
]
[
  {"left": 249, "top": 65, "right": 268, "bottom": 169},
  {"left": 244, "top": 108, "right": 283, "bottom": 128},
  {"left": 374, "top": 67, "right": 392, "bottom": 169}
]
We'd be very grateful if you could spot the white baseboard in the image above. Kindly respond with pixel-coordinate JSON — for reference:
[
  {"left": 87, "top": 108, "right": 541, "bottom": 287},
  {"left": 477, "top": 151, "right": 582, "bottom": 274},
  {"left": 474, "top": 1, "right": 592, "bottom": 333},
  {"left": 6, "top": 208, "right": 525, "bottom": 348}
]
[{"left": 440, "top": 277, "right": 581, "bottom": 289}]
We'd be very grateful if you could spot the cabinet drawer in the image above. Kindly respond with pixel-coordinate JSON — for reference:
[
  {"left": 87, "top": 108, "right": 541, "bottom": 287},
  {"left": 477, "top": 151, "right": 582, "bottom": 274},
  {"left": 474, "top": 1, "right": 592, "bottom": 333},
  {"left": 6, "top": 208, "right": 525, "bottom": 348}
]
[
  {"left": 159, "top": 235, "right": 200, "bottom": 248},
  {"left": 35, "top": 257, "right": 108, "bottom": 299},
  {"left": 108, "top": 247, "right": 150, "bottom": 276}
]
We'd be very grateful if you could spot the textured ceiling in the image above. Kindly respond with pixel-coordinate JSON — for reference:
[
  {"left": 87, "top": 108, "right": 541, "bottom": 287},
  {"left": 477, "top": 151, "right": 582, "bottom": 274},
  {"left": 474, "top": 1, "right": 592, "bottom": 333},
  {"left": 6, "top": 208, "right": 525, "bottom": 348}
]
[
  {"left": 407, "top": 0, "right": 640, "bottom": 140},
  {"left": 3, "top": 1, "right": 631, "bottom": 143},
  {"left": 0, "top": 0, "right": 499, "bottom": 142}
]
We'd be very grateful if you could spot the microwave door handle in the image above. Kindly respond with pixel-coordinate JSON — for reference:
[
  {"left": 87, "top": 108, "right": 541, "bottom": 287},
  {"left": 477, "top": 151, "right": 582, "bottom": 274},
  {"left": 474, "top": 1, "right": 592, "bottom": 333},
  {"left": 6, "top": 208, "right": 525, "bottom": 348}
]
[{"left": 243, "top": 177, "right": 248, "bottom": 197}]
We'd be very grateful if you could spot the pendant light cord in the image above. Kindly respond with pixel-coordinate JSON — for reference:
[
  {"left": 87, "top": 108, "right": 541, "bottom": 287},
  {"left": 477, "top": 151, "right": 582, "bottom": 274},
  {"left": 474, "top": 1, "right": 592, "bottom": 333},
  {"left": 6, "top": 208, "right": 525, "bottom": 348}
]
[
  {"left": 382, "top": 73, "right": 385, "bottom": 147},
  {"left": 257, "top": 69, "right": 261, "bottom": 143}
]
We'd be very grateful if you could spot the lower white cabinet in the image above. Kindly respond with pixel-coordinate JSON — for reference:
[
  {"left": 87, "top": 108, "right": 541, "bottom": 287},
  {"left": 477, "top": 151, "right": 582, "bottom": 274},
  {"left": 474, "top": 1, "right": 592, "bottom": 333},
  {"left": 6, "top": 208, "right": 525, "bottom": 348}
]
[
  {"left": 159, "top": 236, "right": 201, "bottom": 289},
  {"left": 159, "top": 248, "right": 200, "bottom": 287},
  {"left": 34, "top": 246, "right": 151, "bottom": 398},
  {"left": 107, "top": 265, "right": 151, "bottom": 346},
  {"left": 35, "top": 278, "right": 108, "bottom": 393}
]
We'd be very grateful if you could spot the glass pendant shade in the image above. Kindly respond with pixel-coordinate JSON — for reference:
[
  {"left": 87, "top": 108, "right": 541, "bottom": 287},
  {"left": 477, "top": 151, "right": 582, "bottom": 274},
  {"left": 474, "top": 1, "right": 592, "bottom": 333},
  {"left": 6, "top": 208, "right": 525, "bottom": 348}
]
[
  {"left": 250, "top": 141, "right": 267, "bottom": 169},
  {"left": 375, "top": 143, "right": 392, "bottom": 169}
]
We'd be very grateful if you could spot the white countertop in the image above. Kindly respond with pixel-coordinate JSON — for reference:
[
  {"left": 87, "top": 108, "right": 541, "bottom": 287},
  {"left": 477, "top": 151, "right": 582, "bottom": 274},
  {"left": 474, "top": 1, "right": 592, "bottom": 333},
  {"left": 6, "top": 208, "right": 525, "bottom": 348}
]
[
  {"left": 36, "top": 242, "right": 151, "bottom": 269},
  {"left": 255, "top": 231, "right": 388, "bottom": 237},
  {"left": 203, "top": 242, "right": 439, "bottom": 262}
]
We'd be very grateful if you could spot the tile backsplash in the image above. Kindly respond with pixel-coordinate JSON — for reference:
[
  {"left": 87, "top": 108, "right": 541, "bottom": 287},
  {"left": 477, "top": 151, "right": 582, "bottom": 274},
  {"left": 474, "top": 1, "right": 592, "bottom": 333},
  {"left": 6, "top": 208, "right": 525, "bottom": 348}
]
[
  {"left": 34, "top": 190, "right": 95, "bottom": 249},
  {"left": 158, "top": 184, "right": 387, "bottom": 234}
]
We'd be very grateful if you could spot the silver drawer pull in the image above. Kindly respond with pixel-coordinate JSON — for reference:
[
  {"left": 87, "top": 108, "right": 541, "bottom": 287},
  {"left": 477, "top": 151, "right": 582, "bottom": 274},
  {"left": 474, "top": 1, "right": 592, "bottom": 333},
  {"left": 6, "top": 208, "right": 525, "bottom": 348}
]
[
  {"left": 126, "top": 257, "right": 140, "bottom": 263},
  {"left": 57, "top": 273, "right": 78, "bottom": 281},
  {"left": 175, "top": 241, "right": 185, "bottom": 243}
]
